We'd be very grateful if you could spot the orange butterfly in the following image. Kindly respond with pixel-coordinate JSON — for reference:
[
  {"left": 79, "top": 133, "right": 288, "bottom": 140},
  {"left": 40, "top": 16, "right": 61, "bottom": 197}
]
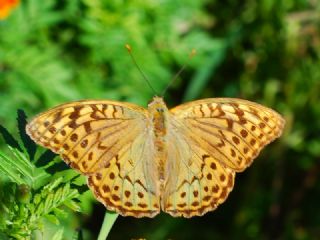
[{"left": 26, "top": 96, "right": 284, "bottom": 217}]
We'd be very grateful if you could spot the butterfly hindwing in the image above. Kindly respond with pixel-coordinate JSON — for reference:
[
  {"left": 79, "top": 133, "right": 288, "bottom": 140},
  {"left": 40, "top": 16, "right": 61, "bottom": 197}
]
[
  {"left": 88, "top": 133, "right": 160, "bottom": 217},
  {"left": 162, "top": 130, "right": 235, "bottom": 217}
]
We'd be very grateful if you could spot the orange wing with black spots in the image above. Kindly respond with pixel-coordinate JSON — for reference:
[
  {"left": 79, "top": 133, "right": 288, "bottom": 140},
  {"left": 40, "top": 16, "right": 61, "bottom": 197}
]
[
  {"left": 162, "top": 98, "right": 284, "bottom": 217},
  {"left": 26, "top": 100, "right": 160, "bottom": 217}
]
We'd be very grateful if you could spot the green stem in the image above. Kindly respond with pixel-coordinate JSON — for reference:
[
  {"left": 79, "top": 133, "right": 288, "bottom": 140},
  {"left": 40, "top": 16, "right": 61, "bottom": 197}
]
[{"left": 97, "top": 211, "right": 119, "bottom": 240}]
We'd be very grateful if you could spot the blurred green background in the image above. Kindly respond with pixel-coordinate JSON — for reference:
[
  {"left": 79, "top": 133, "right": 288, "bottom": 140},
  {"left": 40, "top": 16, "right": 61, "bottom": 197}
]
[{"left": 1, "top": 0, "right": 320, "bottom": 239}]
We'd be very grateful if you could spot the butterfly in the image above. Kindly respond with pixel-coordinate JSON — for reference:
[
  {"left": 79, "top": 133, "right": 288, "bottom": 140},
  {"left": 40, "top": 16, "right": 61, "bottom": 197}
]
[{"left": 26, "top": 96, "right": 285, "bottom": 218}]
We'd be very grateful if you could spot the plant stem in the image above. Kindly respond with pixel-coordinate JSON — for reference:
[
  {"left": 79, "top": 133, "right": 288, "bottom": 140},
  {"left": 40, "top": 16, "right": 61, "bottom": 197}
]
[{"left": 97, "top": 211, "right": 118, "bottom": 240}]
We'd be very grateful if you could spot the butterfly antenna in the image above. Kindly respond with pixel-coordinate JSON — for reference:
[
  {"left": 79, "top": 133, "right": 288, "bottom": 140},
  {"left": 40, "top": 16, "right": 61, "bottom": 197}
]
[
  {"left": 125, "top": 44, "right": 158, "bottom": 95},
  {"left": 160, "top": 49, "right": 197, "bottom": 97}
]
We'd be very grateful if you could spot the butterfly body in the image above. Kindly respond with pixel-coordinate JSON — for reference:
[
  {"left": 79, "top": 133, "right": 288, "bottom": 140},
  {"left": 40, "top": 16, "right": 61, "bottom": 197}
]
[
  {"left": 148, "top": 96, "right": 169, "bottom": 186},
  {"left": 26, "top": 97, "right": 285, "bottom": 218}
]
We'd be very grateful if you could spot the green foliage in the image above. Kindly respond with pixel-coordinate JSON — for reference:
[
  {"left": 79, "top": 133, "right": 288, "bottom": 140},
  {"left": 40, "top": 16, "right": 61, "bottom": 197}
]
[
  {"left": 0, "top": 0, "right": 320, "bottom": 239},
  {"left": 0, "top": 111, "right": 81, "bottom": 239},
  {"left": 0, "top": 179, "right": 79, "bottom": 239}
]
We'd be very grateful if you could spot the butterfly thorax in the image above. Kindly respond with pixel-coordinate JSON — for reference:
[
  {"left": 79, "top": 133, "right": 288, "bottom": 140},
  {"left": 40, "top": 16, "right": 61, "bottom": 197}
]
[
  {"left": 148, "top": 97, "right": 168, "bottom": 137},
  {"left": 148, "top": 96, "right": 169, "bottom": 184}
]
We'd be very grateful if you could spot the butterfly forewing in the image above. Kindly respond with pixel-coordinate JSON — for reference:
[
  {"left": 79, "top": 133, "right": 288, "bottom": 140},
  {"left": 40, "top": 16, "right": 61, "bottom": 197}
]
[
  {"left": 170, "top": 98, "right": 285, "bottom": 171},
  {"left": 26, "top": 100, "right": 160, "bottom": 217}
]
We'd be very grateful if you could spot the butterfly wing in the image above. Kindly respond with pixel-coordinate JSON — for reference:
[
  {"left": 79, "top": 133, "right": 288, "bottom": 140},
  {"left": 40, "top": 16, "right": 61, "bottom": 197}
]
[
  {"left": 162, "top": 129, "right": 235, "bottom": 217},
  {"left": 26, "top": 100, "right": 160, "bottom": 217},
  {"left": 162, "top": 98, "right": 285, "bottom": 217}
]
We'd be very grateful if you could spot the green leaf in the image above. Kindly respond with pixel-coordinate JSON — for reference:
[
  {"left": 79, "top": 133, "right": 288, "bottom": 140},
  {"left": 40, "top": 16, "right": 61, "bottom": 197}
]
[
  {"left": 0, "top": 125, "right": 22, "bottom": 152},
  {"left": 0, "top": 151, "right": 26, "bottom": 185},
  {"left": 45, "top": 214, "right": 60, "bottom": 225},
  {"left": 17, "top": 109, "right": 37, "bottom": 161}
]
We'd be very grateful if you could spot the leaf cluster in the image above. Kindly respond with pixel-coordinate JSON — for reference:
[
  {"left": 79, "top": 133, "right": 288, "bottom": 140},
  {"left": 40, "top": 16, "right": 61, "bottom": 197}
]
[{"left": 0, "top": 110, "right": 83, "bottom": 240}]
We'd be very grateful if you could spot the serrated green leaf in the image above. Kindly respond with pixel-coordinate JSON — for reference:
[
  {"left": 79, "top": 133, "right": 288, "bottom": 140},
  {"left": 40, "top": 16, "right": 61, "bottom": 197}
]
[
  {"left": 64, "top": 199, "right": 81, "bottom": 212},
  {"left": 45, "top": 214, "right": 60, "bottom": 225},
  {"left": 0, "top": 152, "right": 25, "bottom": 185},
  {"left": 8, "top": 147, "right": 34, "bottom": 182},
  {"left": 53, "top": 208, "right": 67, "bottom": 219},
  {"left": 46, "top": 177, "right": 63, "bottom": 191},
  {"left": 44, "top": 194, "right": 54, "bottom": 214},
  {"left": 35, "top": 201, "right": 45, "bottom": 216}
]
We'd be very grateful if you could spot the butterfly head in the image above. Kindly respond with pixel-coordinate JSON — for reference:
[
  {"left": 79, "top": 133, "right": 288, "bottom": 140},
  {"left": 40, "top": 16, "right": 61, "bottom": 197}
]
[{"left": 148, "top": 96, "right": 168, "bottom": 113}]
